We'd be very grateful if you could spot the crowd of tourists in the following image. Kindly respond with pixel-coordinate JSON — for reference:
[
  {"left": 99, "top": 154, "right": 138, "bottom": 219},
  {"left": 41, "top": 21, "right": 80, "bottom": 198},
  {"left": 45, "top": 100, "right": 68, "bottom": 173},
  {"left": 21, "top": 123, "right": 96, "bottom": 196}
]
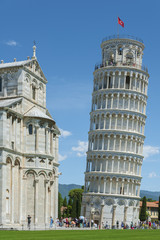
[
  {"left": 50, "top": 217, "right": 160, "bottom": 230},
  {"left": 26, "top": 215, "right": 160, "bottom": 230}
]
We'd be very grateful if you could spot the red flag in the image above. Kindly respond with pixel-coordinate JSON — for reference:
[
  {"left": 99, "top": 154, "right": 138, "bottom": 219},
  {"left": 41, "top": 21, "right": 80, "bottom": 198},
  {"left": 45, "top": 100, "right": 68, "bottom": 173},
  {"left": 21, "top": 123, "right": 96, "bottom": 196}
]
[{"left": 118, "top": 17, "right": 124, "bottom": 28}]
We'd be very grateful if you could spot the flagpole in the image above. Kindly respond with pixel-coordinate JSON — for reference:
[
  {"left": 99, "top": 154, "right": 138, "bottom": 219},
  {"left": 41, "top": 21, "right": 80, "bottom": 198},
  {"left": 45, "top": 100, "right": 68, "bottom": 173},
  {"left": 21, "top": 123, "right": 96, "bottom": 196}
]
[{"left": 117, "top": 16, "right": 119, "bottom": 39}]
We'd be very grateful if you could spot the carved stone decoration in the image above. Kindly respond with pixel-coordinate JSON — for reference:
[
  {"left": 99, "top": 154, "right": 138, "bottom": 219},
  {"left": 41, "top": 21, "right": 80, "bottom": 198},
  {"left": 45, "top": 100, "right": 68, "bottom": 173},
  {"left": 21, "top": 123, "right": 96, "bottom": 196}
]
[{"left": 27, "top": 158, "right": 34, "bottom": 162}]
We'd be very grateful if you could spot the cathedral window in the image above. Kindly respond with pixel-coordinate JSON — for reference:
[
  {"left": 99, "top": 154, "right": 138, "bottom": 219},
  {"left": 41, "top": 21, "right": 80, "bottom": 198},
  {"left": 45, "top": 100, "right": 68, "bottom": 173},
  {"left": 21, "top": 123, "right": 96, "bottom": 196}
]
[
  {"left": 29, "top": 124, "right": 33, "bottom": 135},
  {"left": 11, "top": 141, "right": 14, "bottom": 150},
  {"left": 32, "top": 85, "right": 36, "bottom": 100},
  {"left": 0, "top": 77, "right": 2, "bottom": 92}
]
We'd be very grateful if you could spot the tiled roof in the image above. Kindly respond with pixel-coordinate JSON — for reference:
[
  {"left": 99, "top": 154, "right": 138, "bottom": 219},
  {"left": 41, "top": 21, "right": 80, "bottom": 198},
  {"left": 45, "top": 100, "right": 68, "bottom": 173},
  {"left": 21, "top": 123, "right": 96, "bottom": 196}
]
[{"left": 140, "top": 201, "right": 159, "bottom": 208}]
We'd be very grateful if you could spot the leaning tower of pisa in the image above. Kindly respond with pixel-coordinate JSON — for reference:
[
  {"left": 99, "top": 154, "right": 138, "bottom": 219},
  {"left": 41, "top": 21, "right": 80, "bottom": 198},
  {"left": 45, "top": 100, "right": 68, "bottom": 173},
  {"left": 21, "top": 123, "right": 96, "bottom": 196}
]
[{"left": 81, "top": 35, "right": 149, "bottom": 228}]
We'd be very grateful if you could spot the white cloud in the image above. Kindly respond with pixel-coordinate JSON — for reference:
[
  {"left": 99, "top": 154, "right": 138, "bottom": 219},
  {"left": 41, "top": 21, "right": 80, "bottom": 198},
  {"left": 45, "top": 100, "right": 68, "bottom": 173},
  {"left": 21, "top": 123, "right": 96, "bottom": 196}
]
[
  {"left": 59, "top": 154, "right": 67, "bottom": 162},
  {"left": 5, "top": 40, "right": 18, "bottom": 46},
  {"left": 143, "top": 145, "right": 160, "bottom": 159},
  {"left": 148, "top": 172, "right": 158, "bottom": 178},
  {"left": 59, "top": 128, "right": 72, "bottom": 138},
  {"left": 72, "top": 141, "right": 88, "bottom": 157}
]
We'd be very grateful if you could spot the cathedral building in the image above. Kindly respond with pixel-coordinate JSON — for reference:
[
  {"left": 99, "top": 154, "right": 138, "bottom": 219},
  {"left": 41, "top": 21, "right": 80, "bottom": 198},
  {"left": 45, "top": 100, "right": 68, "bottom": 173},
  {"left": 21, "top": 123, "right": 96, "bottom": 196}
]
[
  {"left": 81, "top": 35, "right": 149, "bottom": 228},
  {"left": 0, "top": 45, "right": 60, "bottom": 227}
]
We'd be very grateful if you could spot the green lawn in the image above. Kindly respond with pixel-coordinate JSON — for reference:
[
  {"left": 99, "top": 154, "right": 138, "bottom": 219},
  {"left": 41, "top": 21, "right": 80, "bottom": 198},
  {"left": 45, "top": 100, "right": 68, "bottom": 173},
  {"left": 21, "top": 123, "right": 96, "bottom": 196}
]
[{"left": 0, "top": 229, "right": 160, "bottom": 240}]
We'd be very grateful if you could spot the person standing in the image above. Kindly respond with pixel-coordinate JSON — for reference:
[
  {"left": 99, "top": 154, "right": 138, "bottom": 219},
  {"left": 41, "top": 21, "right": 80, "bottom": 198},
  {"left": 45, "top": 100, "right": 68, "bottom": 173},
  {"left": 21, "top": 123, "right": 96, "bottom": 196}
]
[
  {"left": 50, "top": 216, "right": 53, "bottom": 228},
  {"left": 27, "top": 215, "right": 31, "bottom": 230}
]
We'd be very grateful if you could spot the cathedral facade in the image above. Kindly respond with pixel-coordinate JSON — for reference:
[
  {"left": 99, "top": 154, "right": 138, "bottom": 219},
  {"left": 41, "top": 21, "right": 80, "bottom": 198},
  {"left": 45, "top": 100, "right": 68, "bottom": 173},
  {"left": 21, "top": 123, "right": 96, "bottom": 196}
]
[
  {"left": 0, "top": 45, "right": 60, "bottom": 227},
  {"left": 81, "top": 35, "right": 149, "bottom": 228}
]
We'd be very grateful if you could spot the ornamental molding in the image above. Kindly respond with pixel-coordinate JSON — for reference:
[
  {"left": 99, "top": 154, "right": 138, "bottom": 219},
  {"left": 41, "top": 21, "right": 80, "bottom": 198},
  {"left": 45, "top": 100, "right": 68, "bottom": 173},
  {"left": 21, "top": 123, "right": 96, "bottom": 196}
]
[
  {"left": 85, "top": 172, "right": 142, "bottom": 180},
  {"left": 90, "top": 109, "right": 147, "bottom": 119},
  {"left": 92, "top": 89, "right": 148, "bottom": 99},
  {"left": 88, "top": 130, "right": 145, "bottom": 139},
  {"left": 87, "top": 150, "right": 144, "bottom": 160}
]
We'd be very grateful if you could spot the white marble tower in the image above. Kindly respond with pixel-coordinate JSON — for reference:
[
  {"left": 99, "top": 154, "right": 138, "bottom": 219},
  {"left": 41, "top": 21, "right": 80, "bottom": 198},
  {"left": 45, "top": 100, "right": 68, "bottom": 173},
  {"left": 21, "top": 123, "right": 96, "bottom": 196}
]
[
  {"left": 0, "top": 45, "right": 60, "bottom": 228},
  {"left": 81, "top": 35, "right": 149, "bottom": 228}
]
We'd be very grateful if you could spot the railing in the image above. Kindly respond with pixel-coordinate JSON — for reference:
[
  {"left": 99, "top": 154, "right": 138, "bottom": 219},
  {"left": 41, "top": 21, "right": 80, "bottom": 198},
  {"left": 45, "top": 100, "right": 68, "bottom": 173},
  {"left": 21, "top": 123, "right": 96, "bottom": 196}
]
[
  {"left": 95, "top": 61, "right": 148, "bottom": 73},
  {"left": 102, "top": 35, "right": 144, "bottom": 44}
]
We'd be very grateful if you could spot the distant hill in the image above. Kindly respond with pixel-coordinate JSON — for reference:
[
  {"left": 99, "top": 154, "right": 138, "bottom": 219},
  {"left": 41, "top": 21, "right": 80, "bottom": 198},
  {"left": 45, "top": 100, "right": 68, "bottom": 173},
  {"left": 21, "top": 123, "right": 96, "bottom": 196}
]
[
  {"left": 59, "top": 184, "right": 160, "bottom": 201},
  {"left": 59, "top": 184, "right": 82, "bottom": 199},
  {"left": 140, "top": 190, "right": 160, "bottom": 201}
]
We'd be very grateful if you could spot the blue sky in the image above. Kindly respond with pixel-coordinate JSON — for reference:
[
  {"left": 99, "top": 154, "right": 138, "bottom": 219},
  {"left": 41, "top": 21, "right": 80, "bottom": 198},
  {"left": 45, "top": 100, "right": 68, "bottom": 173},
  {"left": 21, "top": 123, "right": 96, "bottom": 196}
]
[{"left": 1, "top": 0, "right": 160, "bottom": 191}]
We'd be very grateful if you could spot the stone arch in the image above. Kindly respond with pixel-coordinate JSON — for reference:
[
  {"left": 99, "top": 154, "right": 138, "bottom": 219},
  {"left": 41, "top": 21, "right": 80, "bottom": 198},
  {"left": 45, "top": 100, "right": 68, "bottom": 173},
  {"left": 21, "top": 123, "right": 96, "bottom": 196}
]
[
  {"left": 129, "top": 200, "right": 134, "bottom": 207},
  {"left": 94, "top": 197, "right": 101, "bottom": 206},
  {"left": 14, "top": 157, "right": 21, "bottom": 167},
  {"left": 25, "top": 73, "right": 31, "bottom": 83},
  {"left": 117, "top": 199, "right": 125, "bottom": 206},
  {"left": 38, "top": 170, "right": 47, "bottom": 178},
  {"left": 25, "top": 169, "right": 38, "bottom": 178},
  {"left": 105, "top": 198, "right": 115, "bottom": 206},
  {"left": 6, "top": 155, "right": 13, "bottom": 165}
]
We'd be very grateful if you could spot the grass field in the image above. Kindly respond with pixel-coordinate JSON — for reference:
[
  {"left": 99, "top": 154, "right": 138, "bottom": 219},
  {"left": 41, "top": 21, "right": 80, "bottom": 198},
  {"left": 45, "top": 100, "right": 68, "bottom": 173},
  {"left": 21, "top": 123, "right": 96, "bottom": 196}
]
[{"left": 0, "top": 230, "right": 160, "bottom": 240}]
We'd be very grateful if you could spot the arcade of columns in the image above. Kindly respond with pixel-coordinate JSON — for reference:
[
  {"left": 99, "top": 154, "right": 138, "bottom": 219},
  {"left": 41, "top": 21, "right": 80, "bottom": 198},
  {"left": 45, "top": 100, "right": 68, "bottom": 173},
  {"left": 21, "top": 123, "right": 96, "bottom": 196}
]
[{"left": 81, "top": 36, "right": 149, "bottom": 228}]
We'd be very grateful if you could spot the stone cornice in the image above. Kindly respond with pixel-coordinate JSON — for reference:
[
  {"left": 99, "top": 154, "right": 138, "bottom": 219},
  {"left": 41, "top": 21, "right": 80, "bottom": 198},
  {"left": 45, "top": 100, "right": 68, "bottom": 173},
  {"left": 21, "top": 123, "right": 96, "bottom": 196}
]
[
  {"left": 83, "top": 192, "right": 140, "bottom": 200},
  {"left": 0, "top": 95, "right": 46, "bottom": 110},
  {"left": 85, "top": 171, "right": 142, "bottom": 180},
  {"left": 101, "top": 38, "right": 144, "bottom": 49},
  {"left": 87, "top": 150, "right": 144, "bottom": 160},
  {"left": 4, "top": 107, "right": 23, "bottom": 118},
  {"left": 90, "top": 109, "right": 147, "bottom": 119},
  {"left": 92, "top": 89, "right": 148, "bottom": 99},
  {"left": 88, "top": 129, "right": 145, "bottom": 139},
  {"left": 22, "top": 166, "right": 57, "bottom": 172},
  {"left": 94, "top": 66, "right": 149, "bottom": 77},
  {"left": 0, "top": 147, "right": 55, "bottom": 160}
]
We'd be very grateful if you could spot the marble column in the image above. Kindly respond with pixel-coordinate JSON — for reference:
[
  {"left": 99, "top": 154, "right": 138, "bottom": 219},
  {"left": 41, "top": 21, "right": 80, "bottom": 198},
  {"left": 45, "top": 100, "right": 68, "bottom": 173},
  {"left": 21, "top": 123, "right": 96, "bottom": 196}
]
[
  {"left": 109, "top": 179, "right": 112, "bottom": 194},
  {"left": 34, "top": 179, "right": 39, "bottom": 224},
  {"left": 104, "top": 178, "right": 106, "bottom": 193},
  {"left": 100, "top": 202, "right": 105, "bottom": 229},
  {"left": 45, "top": 180, "right": 49, "bottom": 224},
  {"left": 35, "top": 125, "right": 39, "bottom": 152},
  {"left": 19, "top": 167, "right": 23, "bottom": 223},
  {"left": 124, "top": 206, "right": 128, "bottom": 224},
  {"left": 50, "top": 131, "right": 53, "bottom": 155},
  {"left": 112, "top": 205, "right": 117, "bottom": 228},
  {"left": 11, "top": 165, "right": 14, "bottom": 223}
]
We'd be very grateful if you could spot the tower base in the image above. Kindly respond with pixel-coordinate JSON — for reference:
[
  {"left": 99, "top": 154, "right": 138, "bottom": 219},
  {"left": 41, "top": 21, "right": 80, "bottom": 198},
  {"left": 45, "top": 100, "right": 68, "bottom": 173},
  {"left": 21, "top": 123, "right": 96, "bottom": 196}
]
[{"left": 81, "top": 193, "right": 140, "bottom": 229}]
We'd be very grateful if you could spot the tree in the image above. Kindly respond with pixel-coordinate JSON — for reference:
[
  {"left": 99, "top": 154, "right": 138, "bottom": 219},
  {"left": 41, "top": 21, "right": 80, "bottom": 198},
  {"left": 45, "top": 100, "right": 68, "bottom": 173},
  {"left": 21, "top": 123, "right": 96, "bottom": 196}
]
[
  {"left": 71, "top": 195, "right": 77, "bottom": 218},
  {"left": 68, "top": 188, "right": 84, "bottom": 218},
  {"left": 158, "top": 196, "right": 160, "bottom": 221},
  {"left": 58, "top": 192, "right": 63, "bottom": 219},
  {"left": 140, "top": 196, "right": 147, "bottom": 221},
  {"left": 63, "top": 197, "right": 67, "bottom": 207}
]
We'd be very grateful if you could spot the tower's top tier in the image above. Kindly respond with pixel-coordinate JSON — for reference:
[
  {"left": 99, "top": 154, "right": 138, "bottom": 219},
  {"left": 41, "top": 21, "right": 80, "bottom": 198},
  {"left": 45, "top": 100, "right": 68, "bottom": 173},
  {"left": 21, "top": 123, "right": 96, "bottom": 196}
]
[{"left": 99, "top": 35, "right": 146, "bottom": 72}]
